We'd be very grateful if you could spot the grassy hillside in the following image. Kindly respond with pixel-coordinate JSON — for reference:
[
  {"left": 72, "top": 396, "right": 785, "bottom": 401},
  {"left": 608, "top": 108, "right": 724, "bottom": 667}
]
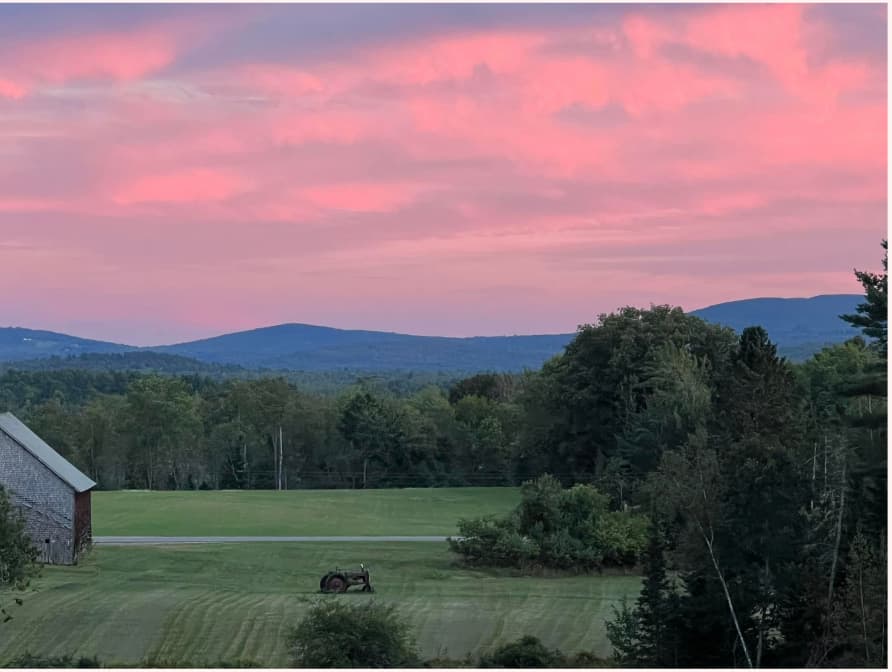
[
  {"left": 0, "top": 544, "right": 638, "bottom": 666},
  {"left": 93, "top": 488, "right": 520, "bottom": 537}
]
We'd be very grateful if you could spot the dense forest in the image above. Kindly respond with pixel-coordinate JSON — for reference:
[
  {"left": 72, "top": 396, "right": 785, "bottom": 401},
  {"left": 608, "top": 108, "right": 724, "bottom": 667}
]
[
  {"left": 0, "top": 244, "right": 885, "bottom": 667},
  {"left": 2, "top": 302, "right": 883, "bottom": 496},
  {"left": 0, "top": 352, "right": 461, "bottom": 397}
]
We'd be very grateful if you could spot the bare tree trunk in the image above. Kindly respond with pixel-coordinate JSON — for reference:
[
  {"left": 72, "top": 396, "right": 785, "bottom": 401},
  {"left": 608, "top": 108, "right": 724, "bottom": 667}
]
[
  {"left": 858, "top": 558, "right": 870, "bottom": 664},
  {"left": 363, "top": 458, "right": 368, "bottom": 489},
  {"left": 811, "top": 441, "right": 817, "bottom": 510},
  {"left": 813, "top": 452, "right": 850, "bottom": 666},
  {"left": 867, "top": 395, "right": 874, "bottom": 444},
  {"left": 755, "top": 555, "right": 771, "bottom": 669},
  {"left": 756, "top": 604, "right": 765, "bottom": 668},
  {"left": 689, "top": 463, "right": 754, "bottom": 669},
  {"left": 702, "top": 529, "right": 754, "bottom": 668},
  {"left": 827, "top": 457, "right": 847, "bottom": 609}
]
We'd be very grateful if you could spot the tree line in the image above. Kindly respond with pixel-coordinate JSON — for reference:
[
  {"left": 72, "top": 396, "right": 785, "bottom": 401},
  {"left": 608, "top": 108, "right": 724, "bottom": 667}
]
[{"left": 1, "top": 303, "right": 882, "bottom": 502}]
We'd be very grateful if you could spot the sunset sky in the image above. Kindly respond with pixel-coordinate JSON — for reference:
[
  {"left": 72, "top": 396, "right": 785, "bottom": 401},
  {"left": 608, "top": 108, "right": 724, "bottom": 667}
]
[{"left": 0, "top": 3, "right": 886, "bottom": 345}]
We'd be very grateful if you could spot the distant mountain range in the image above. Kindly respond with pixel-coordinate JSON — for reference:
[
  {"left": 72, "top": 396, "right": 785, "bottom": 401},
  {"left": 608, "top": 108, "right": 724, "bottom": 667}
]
[{"left": 0, "top": 294, "right": 864, "bottom": 372}]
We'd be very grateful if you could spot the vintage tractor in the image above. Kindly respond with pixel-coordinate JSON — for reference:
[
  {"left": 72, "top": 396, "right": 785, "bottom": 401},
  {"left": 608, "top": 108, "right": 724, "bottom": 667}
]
[{"left": 319, "top": 563, "right": 374, "bottom": 593}]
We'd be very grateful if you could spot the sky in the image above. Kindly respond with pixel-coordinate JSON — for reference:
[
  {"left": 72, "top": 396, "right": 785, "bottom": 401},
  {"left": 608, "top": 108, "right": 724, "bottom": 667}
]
[{"left": 0, "top": 3, "right": 886, "bottom": 346}]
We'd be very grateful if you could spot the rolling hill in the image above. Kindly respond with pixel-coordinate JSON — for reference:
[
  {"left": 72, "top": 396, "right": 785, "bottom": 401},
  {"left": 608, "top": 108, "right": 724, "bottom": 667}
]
[
  {"left": 691, "top": 294, "right": 863, "bottom": 346},
  {"left": 0, "top": 327, "right": 132, "bottom": 362},
  {"left": 0, "top": 294, "right": 864, "bottom": 371},
  {"left": 154, "top": 325, "right": 573, "bottom": 371}
]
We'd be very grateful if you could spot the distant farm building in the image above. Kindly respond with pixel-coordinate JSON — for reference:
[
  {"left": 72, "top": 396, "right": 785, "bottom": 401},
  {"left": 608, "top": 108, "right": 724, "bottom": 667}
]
[{"left": 0, "top": 412, "right": 95, "bottom": 565}]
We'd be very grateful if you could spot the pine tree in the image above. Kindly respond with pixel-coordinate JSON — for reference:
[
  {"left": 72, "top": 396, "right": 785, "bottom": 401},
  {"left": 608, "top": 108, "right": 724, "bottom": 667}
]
[
  {"left": 841, "top": 239, "right": 887, "bottom": 354},
  {"left": 634, "top": 523, "right": 679, "bottom": 666}
]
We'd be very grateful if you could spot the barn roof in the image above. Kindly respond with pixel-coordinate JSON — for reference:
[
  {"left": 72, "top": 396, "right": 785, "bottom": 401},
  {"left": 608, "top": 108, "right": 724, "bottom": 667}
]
[{"left": 0, "top": 412, "right": 96, "bottom": 493}]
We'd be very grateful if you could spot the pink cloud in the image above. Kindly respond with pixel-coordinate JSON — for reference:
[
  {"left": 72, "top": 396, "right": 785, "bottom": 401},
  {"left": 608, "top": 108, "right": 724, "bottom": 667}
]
[
  {"left": 0, "top": 198, "right": 65, "bottom": 213},
  {"left": 0, "top": 31, "right": 177, "bottom": 98},
  {"left": 299, "top": 182, "right": 424, "bottom": 213},
  {"left": 268, "top": 110, "right": 374, "bottom": 146},
  {"left": 0, "top": 9, "right": 247, "bottom": 98},
  {"left": 622, "top": 14, "right": 673, "bottom": 60},
  {"left": 25, "top": 32, "right": 176, "bottom": 83},
  {"left": 0, "top": 78, "right": 26, "bottom": 100},
  {"left": 358, "top": 30, "right": 544, "bottom": 86},
  {"left": 112, "top": 169, "right": 251, "bottom": 205},
  {"left": 683, "top": 4, "right": 809, "bottom": 85}
]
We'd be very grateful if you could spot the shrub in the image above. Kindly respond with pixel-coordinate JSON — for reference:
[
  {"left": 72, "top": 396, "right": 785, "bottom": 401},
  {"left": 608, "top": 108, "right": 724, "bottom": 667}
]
[
  {"left": 4, "top": 654, "right": 101, "bottom": 668},
  {"left": 139, "top": 659, "right": 261, "bottom": 668},
  {"left": 288, "top": 600, "right": 419, "bottom": 668},
  {"left": 448, "top": 518, "right": 540, "bottom": 568},
  {"left": 422, "top": 653, "right": 476, "bottom": 668},
  {"left": 595, "top": 511, "right": 649, "bottom": 566},
  {"left": 567, "top": 651, "right": 611, "bottom": 667},
  {"left": 0, "top": 485, "right": 40, "bottom": 622},
  {"left": 449, "top": 474, "right": 648, "bottom": 571},
  {"left": 479, "top": 636, "right": 565, "bottom": 668}
]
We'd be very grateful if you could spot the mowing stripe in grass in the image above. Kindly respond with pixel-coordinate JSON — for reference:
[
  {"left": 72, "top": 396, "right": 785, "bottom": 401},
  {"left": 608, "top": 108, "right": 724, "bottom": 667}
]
[{"left": 0, "top": 543, "right": 639, "bottom": 666}]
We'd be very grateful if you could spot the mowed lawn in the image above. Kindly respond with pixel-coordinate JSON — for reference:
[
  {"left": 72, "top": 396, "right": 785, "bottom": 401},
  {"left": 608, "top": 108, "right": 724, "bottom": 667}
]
[
  {"left": 0, "top": 543, "right": 640, "bottom": 666},
  {"left": 94, "top": 488, "right": 520, "bottom": 536}
]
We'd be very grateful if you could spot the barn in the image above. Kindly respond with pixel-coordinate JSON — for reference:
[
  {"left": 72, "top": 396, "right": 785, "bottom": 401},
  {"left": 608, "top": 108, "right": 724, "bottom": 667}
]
[{"left": 0, "top": 412, "right": 96, "bottom": 565}]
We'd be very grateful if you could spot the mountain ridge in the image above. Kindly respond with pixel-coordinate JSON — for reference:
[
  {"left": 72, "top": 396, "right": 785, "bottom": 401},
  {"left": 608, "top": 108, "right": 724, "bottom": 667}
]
[{"left": 0, "top": 294, "right": 864, "bottom": 370}]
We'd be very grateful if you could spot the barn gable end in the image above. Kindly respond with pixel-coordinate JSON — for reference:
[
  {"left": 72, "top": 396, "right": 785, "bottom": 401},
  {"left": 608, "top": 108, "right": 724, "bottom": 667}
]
[{"left": 0, "top": 412, "right": 96, "bottom": 565}]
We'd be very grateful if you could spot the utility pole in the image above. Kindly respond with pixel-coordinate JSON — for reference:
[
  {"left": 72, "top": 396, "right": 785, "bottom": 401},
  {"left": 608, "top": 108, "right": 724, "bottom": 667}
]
[{"left": 278, "top": 426, "right": 284, "bottom": 491}]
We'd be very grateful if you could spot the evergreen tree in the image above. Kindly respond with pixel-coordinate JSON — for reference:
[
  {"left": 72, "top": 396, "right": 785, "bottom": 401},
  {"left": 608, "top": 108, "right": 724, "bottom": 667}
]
[
  {"left": 626, "top": 523, "right": 680, "bottom": 666},
  {"left": 841, "top": 239, "right": 887, "bottom": 354}
]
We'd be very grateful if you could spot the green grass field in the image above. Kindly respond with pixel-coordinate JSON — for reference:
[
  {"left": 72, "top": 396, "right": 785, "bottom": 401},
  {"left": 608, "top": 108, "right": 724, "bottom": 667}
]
[
  {"left": 0, "top": 489, "right": 639, "bottom": 666},
  {"left": 0, "top": 544, "right": 639, "bottom": 666},
  {"left": 93, "top": 488, "right": 520, "bottom": 536}
]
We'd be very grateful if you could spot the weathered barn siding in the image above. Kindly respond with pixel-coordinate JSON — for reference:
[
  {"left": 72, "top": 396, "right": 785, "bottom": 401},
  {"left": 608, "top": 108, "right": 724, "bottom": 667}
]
[{"left": 0, "top": 430, "right": 76, "bottom": 565}]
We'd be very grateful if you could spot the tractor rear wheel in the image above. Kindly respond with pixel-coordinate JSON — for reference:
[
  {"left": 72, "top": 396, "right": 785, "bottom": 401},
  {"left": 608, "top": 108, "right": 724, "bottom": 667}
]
[{"left": 324, "top": 575, "right": 348, "bottom": 593}]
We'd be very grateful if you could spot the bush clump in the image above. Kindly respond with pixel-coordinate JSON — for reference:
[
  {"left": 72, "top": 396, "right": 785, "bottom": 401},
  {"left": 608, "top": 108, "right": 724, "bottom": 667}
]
[
  {"left": 4, "top": 654, "right": 101, "bottom": 668},
  {"left": 479, "top": 635, "right": 565, "bottom": 668},
  {"left": 478, "top": 636, "right": 610, "bottom": 668},
  {"left": 288, "top": 600, "right": 420, "bottom": 668},
  {"left": 448, "top": 474, "right": 648, "bottom": 571}
]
